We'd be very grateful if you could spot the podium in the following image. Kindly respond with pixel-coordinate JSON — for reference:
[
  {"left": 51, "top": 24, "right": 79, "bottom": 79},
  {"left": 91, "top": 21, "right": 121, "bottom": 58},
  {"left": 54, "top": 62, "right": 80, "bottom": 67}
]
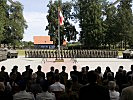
[{"left": 54, "top": 58, "right": 64, "bottom": 62}]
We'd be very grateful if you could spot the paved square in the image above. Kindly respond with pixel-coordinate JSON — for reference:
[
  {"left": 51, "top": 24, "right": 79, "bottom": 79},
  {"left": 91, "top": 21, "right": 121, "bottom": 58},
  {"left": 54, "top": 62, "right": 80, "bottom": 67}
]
[{"left": 0, "top": 56, "right": 133, "bottom": 79}]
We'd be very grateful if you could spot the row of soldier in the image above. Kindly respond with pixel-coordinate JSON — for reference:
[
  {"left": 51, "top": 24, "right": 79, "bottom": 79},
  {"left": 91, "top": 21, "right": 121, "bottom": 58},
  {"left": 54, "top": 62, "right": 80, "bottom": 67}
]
[{"left": 25, "top": 49, "right": 118, "bottom": 58}]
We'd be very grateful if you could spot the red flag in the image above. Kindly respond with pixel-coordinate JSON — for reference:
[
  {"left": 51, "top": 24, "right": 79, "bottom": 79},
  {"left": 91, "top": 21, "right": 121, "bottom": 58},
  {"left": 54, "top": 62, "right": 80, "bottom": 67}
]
[{"left": 59, "top": 11, "right": 64, "bottom": 26}]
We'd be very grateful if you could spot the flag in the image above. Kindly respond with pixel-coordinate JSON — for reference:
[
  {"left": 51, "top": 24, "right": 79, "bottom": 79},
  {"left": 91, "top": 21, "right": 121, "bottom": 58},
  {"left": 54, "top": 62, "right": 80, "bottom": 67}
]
[{"left": 59, "top": 10, "right": 64, "bottom": 26}]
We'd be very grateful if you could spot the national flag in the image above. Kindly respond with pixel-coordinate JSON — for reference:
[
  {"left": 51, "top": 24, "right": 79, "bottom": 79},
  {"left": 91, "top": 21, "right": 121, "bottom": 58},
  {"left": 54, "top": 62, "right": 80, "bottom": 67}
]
[{"left": 59, "top": 10, "right": 64, "bottom": 26}]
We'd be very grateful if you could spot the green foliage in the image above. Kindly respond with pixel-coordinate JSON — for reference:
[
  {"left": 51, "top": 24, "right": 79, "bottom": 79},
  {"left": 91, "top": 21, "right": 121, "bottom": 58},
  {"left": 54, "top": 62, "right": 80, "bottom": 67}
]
[
  {"left": 116, "top": 0, "right": 133, "bottom": 49},
  {"left": 0, "top": 0, "right": 27, "bottom": 48},
  {"left": 78, "top": 0, "right": 104, "bottom": 48},
  {"left": 46, "top": 0, "right": 78, "bottom": 48},
  {"left": 72, "top": 0, "right": 133, "bottom": 49}
]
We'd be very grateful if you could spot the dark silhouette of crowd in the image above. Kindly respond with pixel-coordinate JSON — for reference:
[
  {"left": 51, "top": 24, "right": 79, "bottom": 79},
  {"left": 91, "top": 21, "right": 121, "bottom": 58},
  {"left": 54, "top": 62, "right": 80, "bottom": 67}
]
[{"left": 0, "top": 64, "right": 133, "bottom": 100}]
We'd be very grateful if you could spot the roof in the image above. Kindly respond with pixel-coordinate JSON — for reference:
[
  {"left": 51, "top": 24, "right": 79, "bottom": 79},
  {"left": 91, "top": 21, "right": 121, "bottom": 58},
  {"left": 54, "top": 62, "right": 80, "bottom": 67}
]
[{"left": 34, "top": 36, "right": 53, "bottom": 45}]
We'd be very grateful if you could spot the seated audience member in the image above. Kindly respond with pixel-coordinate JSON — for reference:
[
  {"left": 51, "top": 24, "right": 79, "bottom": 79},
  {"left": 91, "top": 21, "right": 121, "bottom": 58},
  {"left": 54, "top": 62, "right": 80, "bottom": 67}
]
[
  {"left": 13, "top": 80, "right": 35, "bottom": 100},
  {"left": 49, "top": 75, "right": 65, "bottom": 100},
  {"left": 49, "top": 75, "right": 65, "bottom": 92},
  {"left": 121, "top": 75, "right": 133, "bottom": 90},
  {"left": 27, "top": 73, "right": 42, "bottom": 97},
  {"left": 108, "top": 81, "right": 120, "bottom": 100},
  {"left": 36, "top": 80, "right": 56, "bottom": 100},
  {"left": 0, "top": 82, "right": 13, "bottom": 100},
  {"left": 79, "top": 70, "right": 110, "bottom": 100},
  {"left": 59, "top": 80, "right": 79, "bottom": 100},
  {"left": 103, "top": 72, "right": 115, "bottom": 88},
  {"left": 71, "top": 75, "right": 83, "bottom": 94},
  {"left": 120, "top": 82, "right": 133, "bottom": 100}
]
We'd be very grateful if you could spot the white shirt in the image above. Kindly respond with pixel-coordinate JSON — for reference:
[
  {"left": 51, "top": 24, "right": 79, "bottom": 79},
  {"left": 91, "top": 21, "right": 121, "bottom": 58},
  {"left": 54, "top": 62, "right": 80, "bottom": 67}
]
[
  {"left": 13, "top": 90, "right": 35, "bottom": 100},
  {"left": 109, "top": 90, "right": 120, "bottom": 100},
  {"left": 36, "top": 91, "right": 56, "bottom": 100},
  {"left": 49, "top": 82, "right": 65, "bottom": 92}
]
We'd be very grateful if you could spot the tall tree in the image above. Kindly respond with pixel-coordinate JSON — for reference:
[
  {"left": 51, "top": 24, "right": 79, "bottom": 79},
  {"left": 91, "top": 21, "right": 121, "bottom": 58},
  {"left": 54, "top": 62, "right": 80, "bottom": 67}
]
[
  {"left": 103, "top": 3, "right": 119, "bottom": 49},
  {"left": 46, "top": 0, "right": 78, "bottom": 48},
  {"left": 0, "top": 0, "right": 8, "bottom": 43},
  {"left": 9, "top": 1, "right": 27, "bottom": 48},
  {"left": 1, "top": 0, "right": 27, "bottom": 48},
  {"left": 0, "top": 0, "right": 27, "bottom": 48},
  {"left": 78, "top": 0, "right": 103, "bottom": 49},
  {"left": 116, "top": 0, "right": 133, "bottom": 49}
]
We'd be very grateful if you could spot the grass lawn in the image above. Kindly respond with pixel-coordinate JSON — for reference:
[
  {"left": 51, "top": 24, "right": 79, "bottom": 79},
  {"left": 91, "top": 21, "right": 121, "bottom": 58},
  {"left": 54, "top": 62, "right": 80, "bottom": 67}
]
[
  {"left": 17, "top": 49, "right": 25, "bottom": 56},
  {"left": 118, "top": 50, "right": 123, "bottom": 56}
]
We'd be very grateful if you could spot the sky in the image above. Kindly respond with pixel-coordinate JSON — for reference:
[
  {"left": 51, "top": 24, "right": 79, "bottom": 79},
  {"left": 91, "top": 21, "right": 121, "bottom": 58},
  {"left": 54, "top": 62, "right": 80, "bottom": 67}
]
[{"left": 12, "top": 0, "right": 131, "bottom": 42}]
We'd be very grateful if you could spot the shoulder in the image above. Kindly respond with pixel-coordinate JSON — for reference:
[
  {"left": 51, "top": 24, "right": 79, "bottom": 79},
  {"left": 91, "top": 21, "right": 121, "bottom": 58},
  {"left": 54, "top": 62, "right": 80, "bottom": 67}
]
[{"left": 122, "top": 86, "right": 133, "bottom": 92}]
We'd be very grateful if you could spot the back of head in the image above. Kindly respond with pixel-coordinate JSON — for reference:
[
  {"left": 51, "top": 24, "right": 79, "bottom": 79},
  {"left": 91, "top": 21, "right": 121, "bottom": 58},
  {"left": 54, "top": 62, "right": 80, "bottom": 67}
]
[
  {"left": 108, "top": 81, "right": 116, "bottom": 90},
  {"left": 37, "top": 65, "right": 42, "bottom": 70},
  {"left": 13, "top": 65, "right": 18, "bottom": 70},
  {"left": 119, "top": 66, "right": 123, "bottom": 69},
  {"left": 55, "top": 69, "right": 59, "bottom": 74},
  {"left": 40, "top": 80, "right": 49, "bottom": 92},
  {"left": 54, "top": 75, "right": 60, "bottom": 82},
  {"left": 32, "top": 73, "right": 37, "bottom": 79},
  {"left": 50, "top": 66, "right": 54, "bottom": 71},
  {"left": 62, "top": 66, "right": 66, "bottom": 71},
  {"left": 106, "top": 66, "right": 111, "bottom": 72},
  {"left": 87, "top": 70, "right": 98, "bottom": 83},
  {"left": 1, "top": 66, "right": 5, "bottom": 71},
  {"left": 86, "top": 66, "right": 89, "bottom": 71},
  {"left": 73, "top": 65, "right": 77, "bottom": 70},
  {"left": 81, "top": 67, "right": 86, "bottom": 72},
  {"left": 25, "top": 65, "right": 30, "bottom": 71},
  {"left": 97, "top": 66, "right": 101, "bottom": 73}
]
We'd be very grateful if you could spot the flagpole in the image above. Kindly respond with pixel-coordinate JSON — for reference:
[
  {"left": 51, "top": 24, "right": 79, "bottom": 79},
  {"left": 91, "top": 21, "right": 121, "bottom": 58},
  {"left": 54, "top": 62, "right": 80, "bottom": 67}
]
[
  {"left": 58, "top": 0, "right": 61, "bottom": 59},
  {"left": 55, "top": 0, "right": 64, "bottom": 62}
]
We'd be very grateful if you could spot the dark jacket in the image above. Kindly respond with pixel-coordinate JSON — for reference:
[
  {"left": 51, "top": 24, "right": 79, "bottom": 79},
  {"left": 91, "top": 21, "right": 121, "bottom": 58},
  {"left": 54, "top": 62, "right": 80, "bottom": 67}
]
[{"left": 79, "top": 83, "right": 110, "bottom": 100}]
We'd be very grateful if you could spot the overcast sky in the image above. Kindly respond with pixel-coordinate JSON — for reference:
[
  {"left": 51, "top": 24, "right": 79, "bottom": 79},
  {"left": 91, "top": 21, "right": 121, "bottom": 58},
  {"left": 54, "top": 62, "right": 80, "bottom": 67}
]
[{"left": 12, "top": 0, "right": 131, "bottom": 42}]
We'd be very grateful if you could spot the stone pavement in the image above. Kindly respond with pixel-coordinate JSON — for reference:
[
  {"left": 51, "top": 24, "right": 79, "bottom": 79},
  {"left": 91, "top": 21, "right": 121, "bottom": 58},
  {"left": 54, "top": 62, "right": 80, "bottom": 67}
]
[{"left": 0, "top": 56, "right": 133, "bottom": 79}]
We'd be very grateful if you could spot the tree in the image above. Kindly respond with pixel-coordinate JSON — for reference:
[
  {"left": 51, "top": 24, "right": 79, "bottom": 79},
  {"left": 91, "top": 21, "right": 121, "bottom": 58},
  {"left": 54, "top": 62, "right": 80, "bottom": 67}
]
[
  {"left": 78, "top": 0, "right": 103, "bottom": 49},
  {"left": 103, "top": 3, "right": 119, "bottom": 49},
  {"left": 0, "top": 0, "right": 8, "bottom": 44},
  {"left": 46, "top": 0, "right": 78, "bottom": 48},
  {"left": 9, "top": 1, "right": 27, "bottom": 48},
  {"left": 116, "top": 0, "right": 133, "bottom": 49},
  {"left": 0, "top": 0, "right": 27, "bottom": 48}
]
